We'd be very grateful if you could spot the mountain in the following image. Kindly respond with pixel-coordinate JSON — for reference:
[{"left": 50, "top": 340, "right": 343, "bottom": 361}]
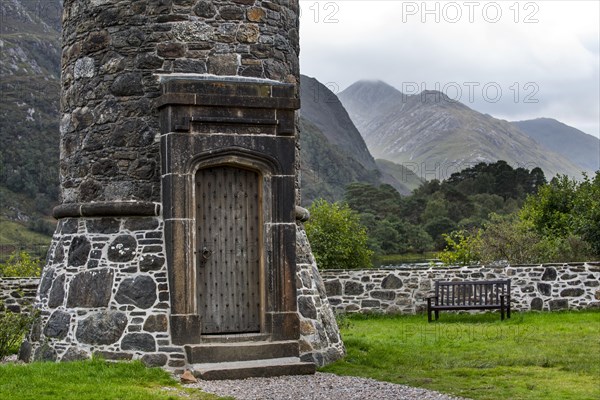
[
  {"left": 334, "top": 79, "right": 403, "bottom": 134},
  {"left": 0, "top": 0, "right": 62, "bottom": 239},
  {"left": 299, "top": 75, "right": 383, "bottom": 204},
  {"left": 375, "top": 159, "right": 423, "bottom": 195},
  {"left": 513, "top": 118, "right": 600, "bottom": 173},
  {"left": 299, "top": 75, "right": 378, "bottom": 171},
  {"left": 298, "top": 116, "right": 381, "bottom": 205},
  {"left": 339, "top": 80, "right": 588, "bottom": 180},
  {"left": 299, "top": 75, "right": 421, "bottom": 203}
]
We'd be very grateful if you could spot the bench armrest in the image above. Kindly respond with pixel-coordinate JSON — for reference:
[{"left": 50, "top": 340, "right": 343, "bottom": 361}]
[{"left": 426, "top": 296, "right": 438, "bottom": 307}]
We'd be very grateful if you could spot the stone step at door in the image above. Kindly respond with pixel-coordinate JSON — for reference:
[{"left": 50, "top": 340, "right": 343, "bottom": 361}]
[
  {"left": 190, "top": 357, "right": 316, "bottom": 380},
  {"left": 184, "top": 340, "right": 300, "bottom": 364}
]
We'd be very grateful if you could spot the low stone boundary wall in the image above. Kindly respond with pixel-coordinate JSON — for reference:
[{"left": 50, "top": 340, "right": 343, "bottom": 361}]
[
  {"left": 4, "top": 263, "right": 600, "bottom": 320},
  {"left": 0, "top": 277, "right": 39, "bottom": 313},
  {"left": 321, "top": 263, "right": 600, "bottom": 314}
]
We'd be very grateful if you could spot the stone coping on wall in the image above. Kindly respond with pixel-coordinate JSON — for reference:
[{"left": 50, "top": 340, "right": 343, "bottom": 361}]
[
  {"left": 0, "top": 277, "right": 40, "bottom": 313},
  {"left": 320, "top": 263, "right": 600, "bottom": 314},
  {"left": 156, "top": 74, "right": 287, "bottom": 85}
]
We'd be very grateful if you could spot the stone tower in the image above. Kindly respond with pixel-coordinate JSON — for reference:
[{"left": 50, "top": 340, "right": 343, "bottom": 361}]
[{"left": 25, "top": 0, "right": 344, "bottom": 377}]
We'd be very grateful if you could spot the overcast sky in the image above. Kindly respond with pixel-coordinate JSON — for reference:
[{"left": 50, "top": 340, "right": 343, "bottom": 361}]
[{"left": 299, "top": 0, "right": 600, "bottom": 138}]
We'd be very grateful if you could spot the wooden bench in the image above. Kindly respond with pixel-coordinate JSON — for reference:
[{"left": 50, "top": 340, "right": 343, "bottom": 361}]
[{"left": 427, "top": 280, "right": 511, "bottom": 322}]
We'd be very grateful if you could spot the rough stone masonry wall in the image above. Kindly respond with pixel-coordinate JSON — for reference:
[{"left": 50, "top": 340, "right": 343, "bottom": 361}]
[
  {"left": 295, "top": 226, "right": 345, "bottom": 366},
  {"left": 59, "top": 0, "right": 299, "bottom": 203},
  {"left": 321, "top": 263, "right": 600, "bottom": 314},
  {"left": 23, "top": 216, "right": 184, "bottom": 368}
]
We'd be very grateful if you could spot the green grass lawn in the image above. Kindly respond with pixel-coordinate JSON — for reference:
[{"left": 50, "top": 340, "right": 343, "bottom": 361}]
[
  {"left": 321, "top": 310, "right": 600, "bottom": 400},
  {"left": 0, "top": 217, "right": 52, "bottom": 263},
  {"left": 1, "top": 312, "right": 597, "bottom": 399},
  {"left": 0, "top": 358, "right": 231, "bottom": 400},
  {"left": 0, "top": 218, "right": 52, "bottom": 246}
]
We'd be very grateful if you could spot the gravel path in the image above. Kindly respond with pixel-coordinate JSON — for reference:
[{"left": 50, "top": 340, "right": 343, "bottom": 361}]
[
  {"left": 0, "top": 355, "right": 19, "bottom": 364},
  {"left": 185, "top": 372, "right": 469, "bottom": 400}
]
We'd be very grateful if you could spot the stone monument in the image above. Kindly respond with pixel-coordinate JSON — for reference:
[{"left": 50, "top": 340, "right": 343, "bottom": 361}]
[{"left": 24, "top": 0, "right": 344, "bottom": 378}]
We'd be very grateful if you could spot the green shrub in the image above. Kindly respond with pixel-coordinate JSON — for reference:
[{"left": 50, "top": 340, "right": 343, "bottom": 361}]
[
  {"left": 572, "top": 172, "right": 600, "bottom": 255},
  {"left": 440, "top": 213, "right": 596, "bottom": 265},
  {"left": 521, "top": 172, "right": 600, "bottom": 258},
  {"left": 0, "top": 301, "right": 38, "bottom": 358},
  {"left": 0, "top": 251, "right": 43, "bottom": 277},
  {"left": 437, "top": 230, "right": 482, "bottom": 266},
  {"left": 477, "top": 213, "right": 546, "bottom": 264},
  {"left": 305, "top": 199, "right": 373, "bottom": 269}
]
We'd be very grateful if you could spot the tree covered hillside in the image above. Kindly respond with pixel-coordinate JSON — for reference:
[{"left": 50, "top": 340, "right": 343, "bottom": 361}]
[
  {"left": 0, "top": 0, "right": 62, "bottom": 238},
  {"left": 343, "top": 161, "right": 547, "bottom": 255}
]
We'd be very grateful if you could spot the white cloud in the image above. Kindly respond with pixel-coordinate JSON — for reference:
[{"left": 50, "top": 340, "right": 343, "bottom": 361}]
[{"left": 300, "top": 0, "right": 600, "bottom": 138}]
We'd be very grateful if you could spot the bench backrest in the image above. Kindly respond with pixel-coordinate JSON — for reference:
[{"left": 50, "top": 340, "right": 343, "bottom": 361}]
[{"left": 434, "top": 280, "right": 510, "bottom": 306}]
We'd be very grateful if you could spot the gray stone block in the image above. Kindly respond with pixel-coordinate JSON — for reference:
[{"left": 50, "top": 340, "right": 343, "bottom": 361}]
[
  {"left": 110, "top": 73, "right": 144, "bottom": 96},
  {"left": 549, "top": 299, "right": 569, "bottom": 311},
  {"left": 193, "top": 1, "right": 217, "bottom": 18},
  {"left": 324, "top": 280, "right": 342, "bottom": 296},
  {"left": 124, "top": 217, "right": 160, "bottom": 231},
  {"left": 48, "top": 274, "right": 65, "bottom": 308},
  {"left": 68, "top": 236, "right": 91, "bottom": 267},
  {"left": 121, "top": 333, "right": 156, "bottom": 352},
  {"left": 541, "top": 267, "right": 557, "bottom": 281},
  {"left": 67, "top": 269, "right": 114, "bottom": 308},
  {"left": 143, "top": 314, "right": 168, "bottom": 332},
  {"left": 39, "top": 268, "right": 55, "bottom": 298},
  {"left": 18, "top": 340, "right": 31, "bottom": 363},
  {"left": 107, "top": 235, "right": 138, "bottom": 262},
  {"left": 361, "top": 300, "right": 380, "bottom": 308},
  {"left": 115, "top": 276, "right": 157, "bottom": 309},
  {"left": 60, "top": 219, "right": 79, "bottom": 234},
  {"left": 61, "top": 347, "right": 89, "bottom": 362},
  {"left": 344, "top": 281, "right": 363, "bottom": 295},
  {"left": 86, "top": 218, "right": 121, "bottom": 234},
  {"left": 560, "top": 288, "right": 585, "bottom": 297},
  {"left": 537, "top": 282, "right": 552, "bottom": 296},
  {"left": 530, "top": 297, "right": 543, "bottom": 311},
  {"left": 371, "top": 290, "right": 396, "bottom": 301},
  {"left": 76, "top": 311, "right": 127, "bottom": 345},
  {"left": 298, "top": 296, "right": 318, "bottom": 320},
  {"left": 44, "top": 310, "right": 71, "bottom": 339},
  {"left": 34, "top": 343, "right": 57, "bottom": 362},
  {"left": 141, "top": 353, "right": 168, "bottom": 367}
]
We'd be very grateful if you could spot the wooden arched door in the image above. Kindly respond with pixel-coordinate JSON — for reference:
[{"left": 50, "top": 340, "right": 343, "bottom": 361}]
[{"left": 195, "top": 166, "right": 262, "bottom": 334}]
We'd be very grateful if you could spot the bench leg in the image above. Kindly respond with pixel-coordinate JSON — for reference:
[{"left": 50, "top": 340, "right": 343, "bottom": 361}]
[
  {"left": 427, "top": 298, "right": 432, "bottom": 322},
  {"left": 507, "top": 297, "right": 511, "bottom": 319},
  {"left": 435, "top": 310, "right": 439, "bottom": 321},
  {"left": 501, "top": 296, "right": 505, "bottom": 320}
]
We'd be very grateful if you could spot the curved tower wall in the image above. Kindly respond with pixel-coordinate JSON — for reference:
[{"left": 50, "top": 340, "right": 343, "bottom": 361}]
[{"left": 58, "top": 0, "right": 299, "bottom": 205}]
